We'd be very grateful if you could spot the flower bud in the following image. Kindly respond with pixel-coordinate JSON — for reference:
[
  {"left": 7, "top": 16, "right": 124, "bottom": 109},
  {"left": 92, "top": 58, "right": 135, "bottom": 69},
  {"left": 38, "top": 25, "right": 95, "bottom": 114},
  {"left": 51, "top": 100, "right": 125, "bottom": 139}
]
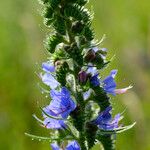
[
  {"left": 78, "top": 71, "right": 88, "bottom": 84},
  {"left": 84, "top": 49, "right": 96, "bottom": 62}
]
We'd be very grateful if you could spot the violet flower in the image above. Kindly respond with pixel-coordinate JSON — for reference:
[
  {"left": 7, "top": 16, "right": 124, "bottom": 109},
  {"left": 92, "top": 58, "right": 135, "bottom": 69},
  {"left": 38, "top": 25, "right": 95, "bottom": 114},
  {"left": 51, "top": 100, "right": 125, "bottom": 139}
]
[
  {"left": 90, "top": 73, "right": 100, "bottom": 87},
  {"left": 66, "top": 140, "right": 81, "bottom": 150},
  {"left": 40, "top": 73, "right": 60, "bottom": 89},
  {"left": 103, "top": 70, "right": 132, "bottom": 95},
  {"left": 103, "top": 70, "right": 118, "bottom": 95},
  {"left": 40, "top": 61, "right": 60, "bottom": 89},
  {"left": 43, "top": 117, "right": 66, "bottom": 129},
  {"left": 43, "top": 87, "right": 76, "bottom": 119},
  {"left": 93, "top": 106, "right": 122, "bottom": 130}
]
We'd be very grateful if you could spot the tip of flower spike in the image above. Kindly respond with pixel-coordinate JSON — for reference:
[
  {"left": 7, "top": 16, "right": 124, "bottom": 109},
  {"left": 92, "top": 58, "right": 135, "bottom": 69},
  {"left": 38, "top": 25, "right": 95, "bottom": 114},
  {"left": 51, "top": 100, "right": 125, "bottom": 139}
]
[{"left": 115, "top": 85, "right": 133, "bottom": 94}]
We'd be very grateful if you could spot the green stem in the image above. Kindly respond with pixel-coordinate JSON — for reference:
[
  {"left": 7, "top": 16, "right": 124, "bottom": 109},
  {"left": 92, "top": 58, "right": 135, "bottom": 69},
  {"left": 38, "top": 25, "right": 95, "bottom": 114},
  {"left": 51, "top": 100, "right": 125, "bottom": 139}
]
[
  {"left": 63, "top": 10, "right": 87, "bottom": 150},
  {"left": 99, "top": 135, "right": 116, "bottom": 150}
]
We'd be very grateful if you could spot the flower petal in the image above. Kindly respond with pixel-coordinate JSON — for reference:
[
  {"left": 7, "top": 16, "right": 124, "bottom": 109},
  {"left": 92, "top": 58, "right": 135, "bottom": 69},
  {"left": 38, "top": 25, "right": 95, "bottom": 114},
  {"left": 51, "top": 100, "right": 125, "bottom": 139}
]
[
  {"left": 41, "top": 73, "right": 60, "bottom": 89},
  {"left": 110, "top": 70, "right": 118, "bottom": 78},
  {"left": 103, "top": 70, "right": 117, "bottom": 95},
  {"left": 93, "top": 106, "right": 122, "bottom": 131},
  {"left": 90, "top": 73, "right": 100, "bottom": 87},
  {"left": 43, "top": 117, "right": 66, "bottom": 129},
  {"left": 66, "top": 140, "right": 81, "bottom": 150},
  {"left": 99, "top": 114, "right": 121, "bottom": 130},
  {"left": 42, "top": 62, "right": 55, "bottom": 72},
  {"left": 93, "top": 106, "right": 112, "bottom": 125},
  {"left": 48, "top": 87, "right": 76, "bottom": 119}
]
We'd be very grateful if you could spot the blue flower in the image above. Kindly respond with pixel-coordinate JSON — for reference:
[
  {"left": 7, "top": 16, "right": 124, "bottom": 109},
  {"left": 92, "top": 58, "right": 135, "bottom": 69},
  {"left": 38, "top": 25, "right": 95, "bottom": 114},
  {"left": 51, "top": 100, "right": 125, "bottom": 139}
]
[
  {"left": 66, "top": 140, "right": 81, "bottom": 150},
  {"left": 43, "top": 117, "right": 66, "bottom": 129},
  {"left": 93, "top": 106, "right": 122, "bottom": 130},
  {"left": 44, "top": 87, "right": 76, "bottom": 119},
  {"left": 40, "top": 73, "right": 60, "bottom": 89},
  {"left": 103, "top": 70, "right": 117, "bottom": 95},
  {"left": 102, "top": 70, "right": 132, "bottom": 95},
  {"left": 90, "top": 73, "right": 100, "bottom": 87},
  {"left": 51, "top": 141, "right": 80, "bottom": 150},
  {"left": 86, "top": 65, "right": 100, "bottom": 87},
  {"left": 42, "top": 61, "right": 55, "bottom": 72},
  {"left": 40, "top": 61, "right": 60, "bottom": 89}
]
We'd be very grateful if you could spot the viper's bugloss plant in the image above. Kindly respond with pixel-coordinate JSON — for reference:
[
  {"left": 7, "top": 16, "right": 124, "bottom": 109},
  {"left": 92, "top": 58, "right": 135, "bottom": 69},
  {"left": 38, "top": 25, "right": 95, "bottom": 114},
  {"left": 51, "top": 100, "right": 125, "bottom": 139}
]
[{"left": 26, "top": 0, "right": 136, "bottom": 149}]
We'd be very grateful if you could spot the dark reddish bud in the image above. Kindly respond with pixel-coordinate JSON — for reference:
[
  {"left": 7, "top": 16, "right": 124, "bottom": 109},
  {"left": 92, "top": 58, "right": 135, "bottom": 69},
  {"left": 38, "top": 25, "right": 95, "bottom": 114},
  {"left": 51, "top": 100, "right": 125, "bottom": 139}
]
[
  {"left": 78, "top": 71, "right": 88, "bottom": 84},
  {"left": 84, "top": 49, "right": 96, "bottom": 62}
]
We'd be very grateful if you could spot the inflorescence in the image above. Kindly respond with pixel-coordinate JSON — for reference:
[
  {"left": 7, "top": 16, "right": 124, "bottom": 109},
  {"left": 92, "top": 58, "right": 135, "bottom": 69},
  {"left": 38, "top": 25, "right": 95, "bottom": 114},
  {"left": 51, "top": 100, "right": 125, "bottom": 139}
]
[{"left": 27, "top": 0, "right": 136, "bottom": 149}]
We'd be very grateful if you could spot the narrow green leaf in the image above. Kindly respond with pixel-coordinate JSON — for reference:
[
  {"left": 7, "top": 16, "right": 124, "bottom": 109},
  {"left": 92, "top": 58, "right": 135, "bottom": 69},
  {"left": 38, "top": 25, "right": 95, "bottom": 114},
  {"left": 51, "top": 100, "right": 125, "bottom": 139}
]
[{"left": 66, "top": 122, "right": 79, "bottom": 139}]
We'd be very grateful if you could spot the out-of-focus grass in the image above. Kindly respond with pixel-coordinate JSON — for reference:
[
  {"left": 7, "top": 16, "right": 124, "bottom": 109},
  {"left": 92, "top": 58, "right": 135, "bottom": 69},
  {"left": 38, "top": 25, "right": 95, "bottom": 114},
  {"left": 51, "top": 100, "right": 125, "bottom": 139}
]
[{"left": 0, "top": 0, "right": 150, "bottom": 150}]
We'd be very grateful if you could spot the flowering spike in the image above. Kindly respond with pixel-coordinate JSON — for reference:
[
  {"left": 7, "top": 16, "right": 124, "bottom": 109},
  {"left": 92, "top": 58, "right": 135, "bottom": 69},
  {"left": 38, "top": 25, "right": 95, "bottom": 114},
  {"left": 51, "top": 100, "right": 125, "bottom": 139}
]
[
  {"left": 29, "top": 0, "right": 135, "bottom": 150},
  {"left": 90, "top": 73, "right": 100, "bottom": 87}
]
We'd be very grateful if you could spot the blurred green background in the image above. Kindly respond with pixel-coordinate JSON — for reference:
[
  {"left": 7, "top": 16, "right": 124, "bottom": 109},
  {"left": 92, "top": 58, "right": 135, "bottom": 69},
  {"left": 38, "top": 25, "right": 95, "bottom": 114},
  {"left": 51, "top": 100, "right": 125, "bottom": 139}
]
[{"left": 0, "top": 0, "right": 150, "bottom": 149}]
